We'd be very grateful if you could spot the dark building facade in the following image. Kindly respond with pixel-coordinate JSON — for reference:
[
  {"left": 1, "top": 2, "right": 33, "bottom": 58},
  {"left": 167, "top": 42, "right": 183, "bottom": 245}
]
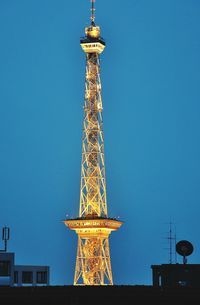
[
  {"left": 151, "top": 264, "right": 200, "bottom": 288},
  {"left": 1, "top": 286, "right": 200, "bottom": 305},
  {"left": 0, "top": 252, "right": 49, "bottom": 286}
]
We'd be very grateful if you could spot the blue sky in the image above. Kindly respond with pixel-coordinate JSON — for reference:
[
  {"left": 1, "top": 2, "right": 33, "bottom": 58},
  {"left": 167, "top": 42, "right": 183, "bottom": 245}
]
[{"left": 0, "top": 0, "right": 200, "bottom": 285}]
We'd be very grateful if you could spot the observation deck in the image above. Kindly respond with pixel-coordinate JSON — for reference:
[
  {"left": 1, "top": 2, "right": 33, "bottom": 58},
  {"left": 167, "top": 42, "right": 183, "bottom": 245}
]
[{"left": 64, "top": 217, "right": 123, "bottom": 238}]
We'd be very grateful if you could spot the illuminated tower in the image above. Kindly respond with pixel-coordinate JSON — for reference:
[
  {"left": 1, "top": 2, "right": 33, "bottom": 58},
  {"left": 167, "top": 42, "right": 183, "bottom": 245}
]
[{"left": 64, "top": 0, "right": 123, "bottom": 285}]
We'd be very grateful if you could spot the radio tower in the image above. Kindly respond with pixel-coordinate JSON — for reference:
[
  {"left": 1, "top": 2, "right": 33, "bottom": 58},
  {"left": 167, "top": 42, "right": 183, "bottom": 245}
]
[{"left": 64, "top": 0, "right": 123, "bottom": 285}]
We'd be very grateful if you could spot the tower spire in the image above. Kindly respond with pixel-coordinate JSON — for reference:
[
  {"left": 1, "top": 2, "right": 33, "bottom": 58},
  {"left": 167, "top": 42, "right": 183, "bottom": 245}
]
[{"left": 90, "top": 0, "right": 95, "bottom": 24}]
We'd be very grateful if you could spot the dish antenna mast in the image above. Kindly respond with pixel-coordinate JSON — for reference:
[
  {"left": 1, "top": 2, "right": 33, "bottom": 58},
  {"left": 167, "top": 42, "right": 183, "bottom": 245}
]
[{"left": 176, "top": 240, "right": 194, "bottom": 264}]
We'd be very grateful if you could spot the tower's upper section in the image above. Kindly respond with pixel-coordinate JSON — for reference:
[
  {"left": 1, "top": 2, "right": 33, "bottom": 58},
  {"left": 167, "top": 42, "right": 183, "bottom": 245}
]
[{"left": 80, "top": 0, "right": 105, "bottom": 54}]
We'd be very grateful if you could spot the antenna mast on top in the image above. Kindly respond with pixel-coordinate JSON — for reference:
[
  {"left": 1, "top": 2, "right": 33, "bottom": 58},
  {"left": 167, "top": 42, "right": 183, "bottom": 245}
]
[{"left": 90, "top": 0, "right": 96, "bottom": 23}]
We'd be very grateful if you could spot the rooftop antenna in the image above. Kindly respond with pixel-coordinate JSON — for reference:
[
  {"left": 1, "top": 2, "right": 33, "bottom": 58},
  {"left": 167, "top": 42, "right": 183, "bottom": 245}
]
[
  {"left": 174, "top": 225, "right": 177, "bottom": 263},
  {"left": 164, "top": 221, "right": 176, "bottom": 264},
  {"left": 90, "top": 0, "right": 96, "bottom": 24},
  {"left": 2, "top": 226, "right": 10, "bottom": 252},
  {"left": 168, "top": 222, "right": 173, "bottom": 264}
]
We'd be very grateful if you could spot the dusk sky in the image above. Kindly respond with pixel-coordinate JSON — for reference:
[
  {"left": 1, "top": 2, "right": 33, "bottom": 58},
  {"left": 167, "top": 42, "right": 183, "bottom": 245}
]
[{"left": 0, "top": 0, "right": 200, "bottom": 285}]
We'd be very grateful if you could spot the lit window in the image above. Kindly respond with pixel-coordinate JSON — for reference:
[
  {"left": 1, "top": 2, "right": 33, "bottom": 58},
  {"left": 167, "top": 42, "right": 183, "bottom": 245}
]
[{"left": 178, "top": 280, "right": 187, "bottom": 286}]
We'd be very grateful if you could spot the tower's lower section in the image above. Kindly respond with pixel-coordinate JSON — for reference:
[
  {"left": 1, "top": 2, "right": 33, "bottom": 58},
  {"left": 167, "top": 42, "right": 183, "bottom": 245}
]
[
  {"left": 64, "top": 218, "right": 123, "bottom": 286},
  {"left": 75, "top": 236, "right": 112, "bottom": 285}
]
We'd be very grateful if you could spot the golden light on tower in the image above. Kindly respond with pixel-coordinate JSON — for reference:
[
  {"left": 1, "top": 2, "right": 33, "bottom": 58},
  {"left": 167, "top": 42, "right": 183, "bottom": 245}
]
[{"left": 64, "top": 0, "right": 123, "bottom": 286}]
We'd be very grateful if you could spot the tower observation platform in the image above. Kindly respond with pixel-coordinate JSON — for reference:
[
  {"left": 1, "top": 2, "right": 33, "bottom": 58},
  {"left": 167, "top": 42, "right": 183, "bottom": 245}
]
[
  {"left": 65, "top": 217, "right": 122, "bottom": 238},
  {"left": 64, "top": 0, "right": 123, "bottom": 286}
]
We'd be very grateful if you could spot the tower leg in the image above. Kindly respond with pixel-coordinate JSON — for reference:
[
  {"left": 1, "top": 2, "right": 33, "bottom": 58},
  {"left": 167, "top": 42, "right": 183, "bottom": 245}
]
[{"left": 74, "top": 236, "right": 113, "bottom": 285}]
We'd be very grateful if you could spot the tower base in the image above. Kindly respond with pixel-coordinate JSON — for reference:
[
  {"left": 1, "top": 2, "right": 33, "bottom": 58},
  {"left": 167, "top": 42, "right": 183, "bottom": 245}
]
[{"left": 64, "top": 218, "right": 123, "bottom": 285}]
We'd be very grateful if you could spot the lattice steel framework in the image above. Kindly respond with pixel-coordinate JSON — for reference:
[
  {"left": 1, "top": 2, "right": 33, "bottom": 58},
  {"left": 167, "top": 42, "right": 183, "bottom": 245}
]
[
  {"left": 80, "top": 52, "right": 107, "bottom": 218},
  {"left": 64, "top": 0, "right": 122, "bottom": 286}
]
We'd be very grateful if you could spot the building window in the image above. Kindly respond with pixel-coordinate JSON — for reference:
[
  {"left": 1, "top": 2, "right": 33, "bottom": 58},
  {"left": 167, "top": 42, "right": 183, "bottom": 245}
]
[
  {"left": 22, "top": 271, "right": 33, "bottom": 284},
  {"left": 37, "top": 271, "right": 47, "bottom": 284},
  {"left": 0, "top": 261, "right": 11, "bottom": 276},
  {"left": 14, "top": 271, "right": 18, "bottom": 283}
]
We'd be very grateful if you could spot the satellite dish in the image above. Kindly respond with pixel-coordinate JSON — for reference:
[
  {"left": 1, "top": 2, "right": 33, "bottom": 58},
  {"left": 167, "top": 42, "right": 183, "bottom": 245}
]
[{"left": 176, "top": 240, "right": 194, "bottom": 264}]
